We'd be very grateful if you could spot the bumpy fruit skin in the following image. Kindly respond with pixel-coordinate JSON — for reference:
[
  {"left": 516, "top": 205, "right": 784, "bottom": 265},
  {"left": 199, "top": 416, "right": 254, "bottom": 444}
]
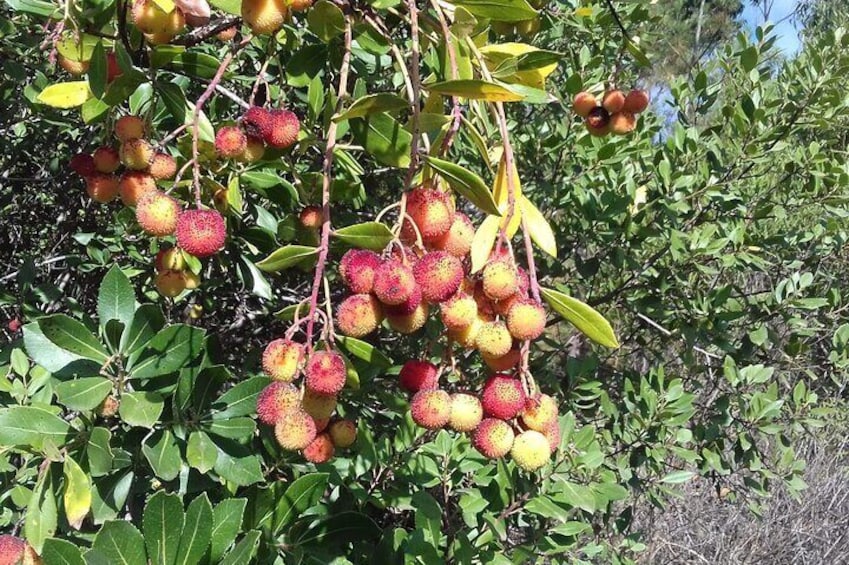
[
  {"left": 313, "top": 417, "right": 329, "bottom": 432},
  {"left": 288, "top": 0, "right": 313, "bottom": 11},
  {"left": 586, "top": 106, "right": 611, "bottom": 136},
  {"left": 120, "top": 138, "right": 154, "bottom": 170},
  {"left": 473, "top": 418, "right": 514, "bottom": 458},
  {"left": 238, "top": 138, "right": 266, "bottom": 162},
  {"left": 373, "top": 260, "right": 416, "bottom": 306},
  {"left": 215, "top": 126, "right": 248, "bottom": 158},
  {"left": 431, "top": 212, "right": 474, "bottom": 257},
  {"left": 481, "top": 375, "right": 526, "bottom": 419},
  {"left": 96, "top": 395, "right": 120, "bottom": 418},
  {"left": 256, "top": 382, "right": 300, "bottom": 425},
  {"left": 267, "top": 109, "right": 300, "bottom": 148},
  {"left": 301, "top": 389, "right": 337, "bottom": 420},
  {"left": 70, "top": 153, "right": 96, "bottom": 176},
  {"left": 403, "top": 187, "right": 454, "bottom": 242},
  {"left": 328, "top": 419, "right": 357, "bottom": 448},
  {"left": 119, "top": 171, "right": 157, "bottom": 206},
  {"left": 336, "top": 294, "right": 383, "bottom": 337},
  {"left": 506, "top": 299, "right": 546, "bottom": 341},
  {"left": 155, "top": 247, "right": 184, "bottom": 271},
  {"left": 217, "top": 25, "right": 237, "bottom": 40},
  {"left": 149, "top": 152, "right": 177, "bottom": 180},
  {"left": 241, "top": 0, "right": 287, "bottom": 34},
  {"left": 274, "top": 409, "right": 317, "bottom": 450},
  {"left": 58, "top": 54, "right": 89, "bottom": 75},
  {"left": 447, "top": 316, "right": 482, "bottom": 349},
  {"left": 572, "top": 91, "right": 598, "bottom": 117},
  {"left": 482, "top": 348, "right": 521, "bottom": 372},
  {"left": 339, "top": 249, "right": 381, "bottom": 293},
  {"left": 475, "top": 321, "right": 513, "bottom": 358},
  {"left": 482, "top": 260, "right": 519, "bottom": 301},
  {"left": 609, "top": 112, "right": 636, "bottom": 135},
  {"left": 511, "top": 430, "right": 551, "bottom": 471},
  {"left": 303, "top": 433, "right": 334, "bottom": 463},
  {"left": 386, "top": 302, "right": 428, "bottom": 334},
  {"left": 262, "top": 339, "right": 303, "bottom": 382},
  {"left": 410, "top": 389, "right": 451, "bottom": 429},
  {"left": 440, "top": 293, "right": 478, "bottom": 330},
  {"left": 399, "top": 359, "right": 439, "bottom": 393},
  {"left": 93, "top": 146, "right": 120, "bottom": 173},
  {"left": 115, "top": 115, "right": 145, "bottom": 141},
  {"left": 86, "top": 174, "right": 120, "bottom": 203},
  {"left": 305, "top": 350, "right": 347, "bottom": 395},
  {"left": 543, "top": 421, "right": 560, "bottom": 453},
  {"left": 299, "top": 205, "right": 323, "bottom": 229},
  {"left": 242, "top": 106, "right": 273, "bottom": 140},
  {"left": 602, "top": 90, "right": 626, "bottom": 113},
  {"left": 175, "top": 209, "right": 227, "bottom": 257},
  {"left": 383, "top": 284, "right": 421, "bottom": 316},
  {"left": 521, "top": 394, "right": 558, "bottom": 432},
  {"left": 624, "top": 89, "right": 650, "bottom": 113},
  {"left": 136, "top": 191, "right": 181, "bottom": 236},
  {"left": 449, "top": 393, "right": 483, "bottom": 432},
  {"left": 413, "top": 252, "right": 464, "bottom": 304},
  {"left": 155, "top": 270, "right": 186, "bottom": 297},
  {"left": 0, "top": 535, "right": 41, "bottom": 565}
]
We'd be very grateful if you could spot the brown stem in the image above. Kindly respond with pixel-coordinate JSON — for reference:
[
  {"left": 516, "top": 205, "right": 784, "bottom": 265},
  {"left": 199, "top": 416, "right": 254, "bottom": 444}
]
[
  {"left": 429, "top": 0, "right": 462, "bottom": 155},
  {"left": 403, "top": 0, "right": 422, "bottom": 191},
  {"left": 173, "top": 16, "right": 242, "bottom": 47},
  {"left": 305, "top": 18, "right": 353, "bottom": 350}
]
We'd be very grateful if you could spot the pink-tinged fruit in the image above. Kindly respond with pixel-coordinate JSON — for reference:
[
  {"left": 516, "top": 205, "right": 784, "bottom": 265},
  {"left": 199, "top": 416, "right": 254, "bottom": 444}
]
[
  {"left": 413, "top": 251, "right": 464, "bottom": 304},
  {"left": 175, "top": 209, "right": 227, "bottom": 258},
  {"left": 398, "top": 360, "right": 439, "bottom": 393},
  {"left": 262, "top": 338, "right": 303, "bottom": 382},
  {"left": 481, "top": 375, "right": 526, "bottom": 420},
  {"left": 473, "top": 418, "right": 514, "bottom": 458},
  {"left": 304, "top": 350, "right": 347, "bottom": 395},
  {"left": 256, "top": 381, "right": 300, "bottom": 425},
  {"left": 339, "top": 249, "right": 382, "bottom": 293},
  {"left": 274, "top": 409, "right": 317, "bottom": 450},
  {"left": 410, "top": 389, "right": 451, "bottom": 429}
]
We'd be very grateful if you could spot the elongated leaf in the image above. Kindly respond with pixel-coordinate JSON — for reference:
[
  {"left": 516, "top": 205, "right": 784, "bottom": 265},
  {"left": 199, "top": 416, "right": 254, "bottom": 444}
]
[
  {"left": 37, "top": 315, "right": 108, "bottom": 363},
  {"left": 209, "top": 499, "right": 247, "bottom": 562},
  {"left": 333, "top": 93, "right": 408, "bottom": 122},
  {"left": 0, "top": 405, "right": 73, "bottom": 449},
  {"left": 98, "top": 265, "right": 135, "bottom": 328},
  {"left": 186, "top": 431, "right": 218, "bottom": 473},
  {"left": 144, "top": 491, "right": 184, "bottom": 565},
  {"left": 25, "top": 468, "right": 58, "bottom": 552},
  {"left": 128, "top": 324, "right": 205, "bottom": 379},
  {"left": 120, "top": 304, "right": 165, "bottom": 355},
  {"left": 307, "top": 0, "right": 345, "bottom": 42},
  {"left": 337, "top": 336, "right": 392, "bottom": 367},
  {"left": 492, "top": 153, "right": 522, "bottom": 236},
  {"left": 92, "top": 521, "right": 146, "bottom": 565},
  {"left": 37, "top": 81, "right": 92, "bottom": 108},
  {"left": 427, "top": 79, "right": 524, "bottom": 102},
  {"left": 5, "top": 0, "right": 57, "bottom": 16},
  {"left": 211, "top": 377, "right": 267, "bottom": 419},
  {"left": 273, "top": 473, "right": 329, "bottom": 534},
  {"left": 63, "top": 456, "right": 92, "bottom": 530},
  {"left": 447, "top": 0, "right": 536, "bottom": 22},
  {"left": 426, "top": 156, "right": 500, "bottom": 215},
  {"left": 203, "top": 418, "right": 256, "bottom": 440},
  {"left": 255, "top": 245, "right": 318, "bottom": 273},
  {"left": 333, "top": 222, "right": 394, "bottom": 251},
  {"left": 87, "top": 427, "right": 114, "bottom": 477},
  {"left": 350, "top": 113, "right": 412, "bottom": 168},
  {"left": 219, "top": 531, "right": 260, "bottom": 565},
  {"left": 175, "top": 494, "right": 213, "bottom": 565},
  {"left": 41, "top": 538, "right": 85, "bottom": 565},
  {"left": 142, "top": 430, "right": 182, "bottom": 481},
  {"left": 470, "top": 215, "right": 500, "bottom": 273},
  {"left": 540, "top": 287, "right": 619, "bottom": 348},
  {"left": 55, "top": 377, "right": 112, "bottom": 411},
  {"left": 292, "top": 511, "right": 381, "bottom": 546},
  {"left": 520, "top": 196, "right": 557, "bottom": 257}
]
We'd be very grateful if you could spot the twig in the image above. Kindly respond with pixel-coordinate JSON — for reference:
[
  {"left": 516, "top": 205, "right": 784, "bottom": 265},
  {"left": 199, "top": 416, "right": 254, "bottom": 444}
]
[
  {"left": 173, "top": 16, "right": 242, "bottom": 47},
  {"left": 429, "top": 0, "right": 463, "bottom": 155}
]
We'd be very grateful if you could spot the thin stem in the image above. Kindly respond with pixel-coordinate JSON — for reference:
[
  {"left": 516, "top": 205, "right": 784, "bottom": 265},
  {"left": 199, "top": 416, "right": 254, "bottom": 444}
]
[
  {"left": 402, "top": 0, "right": 422, "bottom": 192},
  {"left": 429, "top": 0, "right": 463, "bottom": 155},
  {"left": 305, "top": 17, "right": 353, "bottom": 351}
]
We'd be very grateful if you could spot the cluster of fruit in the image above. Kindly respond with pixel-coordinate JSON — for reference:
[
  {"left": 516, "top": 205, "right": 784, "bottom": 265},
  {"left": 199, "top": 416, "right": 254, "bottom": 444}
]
[
  {"left": 241, "top": 0, "right": 313, "bottom": 35},
  {"left": 257, "top": 341, "right": 357, "bottom": 463},
  {"left": 573, "top": 88, "right": 650, "bottom": 136},
  {"left": 213, "top": 105, "right": 301, "bottom": 163}
]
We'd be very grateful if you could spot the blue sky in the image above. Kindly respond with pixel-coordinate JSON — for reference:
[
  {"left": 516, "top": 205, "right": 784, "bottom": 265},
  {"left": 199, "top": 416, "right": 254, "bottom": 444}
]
[{"left": 741, "top": 0, "right": 802, "bottom": 54}]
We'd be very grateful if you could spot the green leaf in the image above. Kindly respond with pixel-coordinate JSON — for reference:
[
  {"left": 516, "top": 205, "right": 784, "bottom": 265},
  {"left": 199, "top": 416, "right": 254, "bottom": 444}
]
[
  {"left": 120, "top": 304, "right": 165, "bottom": 355},
  {"left": 204, "top": 418, "right": 256, "bottom": 440},
  {"left": 470, "top": 215, "right": 500, "bottom": 273},
  {"left": 273, "top": 473, "right": 329, "bottom": 534},
  {"left": 186, "top": 431, "right": 218, "bottom": 473},
  {"left": 37, "top": 315, "right": 108, "bottom": 363},
  {"left": 525, "top": 496, "right": 570, "bottom": 521},
  {"left": 23, "top": 322, "right": 91, "bottom": 373},
  {"left": 427, "top": 79, "right": 524, "bottom": 102},
  {"left": 212, "top": 377, "right": 268, "bottom": 419},
  {"left": 37, "top": 81, "right": 92, "bottom": 108},
  {"left": 41, "top": 538, "right": 85, "bottom": 565},
  {"left": 63, "top": 456, "right": 92, "bottom": 529},
  {"left": 255, "top": 245, "right": 318, "bottom": 273},
  {"left": 291, "top": 511, "right": 381, "bottom": 546},
  {"left": 119, "top": 391, "right": 165, "bottom": 428},
  {"left": 556, "top": 480, "right": 597, "bottom": 513},
  {"left": 92, "top": 521, "right": 146, "bottom": 565},
  {"left": 128, "top": 324, "right": 205, "bottom": 379},
  {"left": 660, "top": 470, "right": 696, "bottom": 484},
  {"left": 208, "top": 0, "right": 239, "bottom": 14},
  {"left": 209, "top": 499, "right": 247, "bottom": 562},
  {"left": 333, "top": 222, "right": 394, "bottom": 251},
  {"left": 219, "top": 531, "right": 260, "bottom": 565},
  {"left": 551, "top": 521, "right": 591, "bottom": 537},
  {"left": 98, "top": 265, "right": 136, "bottom": 328},
  {"left": 25, "top": 468, "right": 58, "bottom": 552},
  {"left": 55, "top": 377, "right": 112, "bottom": 411},
  {"left": 142, "top": 430, "right": 182, "bottom": 481},
  {"left": 176, "top": 494, "right": 213, "bottom": 565},
  {"left": 158, "top": 82, "right": 215, "bottom": 142},
  {"left": 4, "top": 0, "right": 57, "bottom": 16},
  {"left": 540, "top": 287, "right": 619, "bottom": 348},
  {"left": 87, "top": 427, "right": 114, "bottom": 477},
  {"left": 91, "top": 472, "right": 134, "bottom": 525},
  {"left": 426, "top": 156, "right": 500, "bottom": 215},
  {"left": 337, "top": 336, "right": 392, "bottom": 367},
  {"left": 333, "top": 93, "right": 408, "bottom": 122},
  {"left": 213, "top": 443, "right": 263, "bottom": 486},
  {"left": 167, "top": 52, "right": 222, "bottom": 79},
  {"left": 0, "top": 405, "right": 73, "bottom": 449},
  {"left": 307, "top": 0, "right": 345, "bottom": 42},
  {"left": 144, "top": 491, "right": 184, "bottom": 565},
  {"left": 350, "top": 113, "right": 412, "bottom": 168},
  {"left": 446, "top": 0, "right": 536, "bottom": 22},
  {"left": 88, "top": 42, "right": 107, "bottom": 100},
  {"left": 412, "top": 491, "right": 442, "bottom": 545}
]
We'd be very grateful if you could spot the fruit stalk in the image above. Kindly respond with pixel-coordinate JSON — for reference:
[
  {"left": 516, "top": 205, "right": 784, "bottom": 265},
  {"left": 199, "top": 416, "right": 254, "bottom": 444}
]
[
  {"left": 429, "top": 0, "right": 462, "bottom": 155},
  {"left": 402, "top": 0, "right": 422, "bottom": 192}
]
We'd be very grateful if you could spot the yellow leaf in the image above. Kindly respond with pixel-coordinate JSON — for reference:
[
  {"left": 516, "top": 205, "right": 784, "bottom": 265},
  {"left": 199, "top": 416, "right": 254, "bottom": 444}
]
[
  {"left": 576, "top": 6, "right": 593, "bottom": 17},
  {"left": 521, "top": 196, "right": 557, "bottom": 257},
  {"left": 37, "top": 81, "right": 92, "bottom": 109},
  {"left": 153, "top": 0, "right": 176, "bottom": 12},
  {"left": 479, "top": 42, "right": 558, "bottom": 89},
  {"left": 630, "top": 185, "right": 647, "bottom": 214},
  {"left": 63, "top": 456, "right": 91, "bottom": 530},
  {"left": 471, "top": 215, "right": 500, "bottom": 273},
  {"left": 492, "top": 154, "right": 522, "bottom": 237}
]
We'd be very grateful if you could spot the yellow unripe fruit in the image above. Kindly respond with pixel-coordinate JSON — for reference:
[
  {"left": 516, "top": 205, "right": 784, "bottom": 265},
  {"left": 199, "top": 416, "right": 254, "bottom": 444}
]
[
  {"left": 447, "top": 316, "right": 482, "bottom": 349},
  {"left": 449, "top": 393, "right": 483, "bottom": 432},
  {"left": 155, "top": 270, "right": 186, "bottom": 297},
  {"left": 510, "top": 430, "right": 551, "bottom": 471},
  {"left": 386, "top": 302, "right": 429, "bottom": 334},
  {"left": 482, "top": 260, "right": 519, "bottom": 301},
  {"left": 242, "top": 0, "right": 288, "bottom": 34},
  {"left": 475, "top": 321, "right": 513, "bottom": 358},
  {"left": 521, "top": 394, "right": 558, "bottom": 432}
]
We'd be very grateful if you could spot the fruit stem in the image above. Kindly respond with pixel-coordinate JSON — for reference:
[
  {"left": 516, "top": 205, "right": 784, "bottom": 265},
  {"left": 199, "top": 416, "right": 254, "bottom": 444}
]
[
  {"left": 521, "top": 215, "right": 542, "bottom": 303},
  {"left": 429, "top": 0, "right": 462, "bottom": 155},
  {"left": 305, "top": 17, "right": 353, "bottom": 352},
  {"left": 401, "top": 0, "right": 422, "bottom": 192}
]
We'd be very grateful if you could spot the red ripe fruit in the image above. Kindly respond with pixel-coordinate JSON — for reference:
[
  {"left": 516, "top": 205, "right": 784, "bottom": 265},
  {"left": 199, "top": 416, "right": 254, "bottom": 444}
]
[
  {"left": 398, "top": 359, "right": 439, "bottom": 393},
  {"left": 256, "top": 381, "right": 300, "bottom": 425},
  {"left": 472, "top": 418, "right": 515, "bottom": 459},
  {"left": 336, "top": 294, "right": 383, "bottom": 337},
  {"left": 242, "top": 106, "right": 273, "bottom": 139},
  {"left": 373, "top": 259, "right": 416, "bottom": 306},
  {"left": 266, "top": 109, "right": 299, "bottom": 149},
  {"left": 402, "top": 187, "right": 454, "bottom": 242},
  {"left": 303, "top": 433, "right": 335, "bottom": 463},
  {"left": 119, "top": 171, "right": 157, "bottom": 206},
  {"left": 339, "top": 249, "right": 382, "bottom": 293},
  {"left": 430, "top": 212, "right": 474, "bottom": 257},
  {"left": 149, "top": 152, "right": 177, "bottom": 180},
  {"left": 586, "top": 106, "right": 611, "bottom": 136},
  {"left": 215, "top": 126, "right": 248, "bottom": 158},
  {"left": 623, "top": 89, "right": 650, "bottom": 113},
  {"left": 572, "top": 91, "right": 598, "bottom": 118},
  {"left": 481, "top": 375, "right": 527, "bottom": 420},
  {"left": 602, "top": 90, "right": 626, "bottom": 113},
  {"left": 136, "top": 191, "right": 181, "bottom": 236},
  {"left": 0, "top": 535, "right": 38, "bottom": 565},
  {"left": 86, "top": 173, "right": 120, "bottom": 203},
  {"left": 7, "top": 318, "right": 22, "bottom": 333},
  {"left": 304, "top": 350, "right": 347, "bottom": 395},
  {"left": 93, "top": 146, "right": 121, "bottom": 173},
  {"left": 413, "top": 251, "right": 464, "bottom": 304},
  {"left": 410, "top": 389, "right": 451, "bottom": 429},
  {"left": 175, "top": 209, "right": 227, "bottom": 258},
  {"left": 69, "top": 153, "right": 96, "bottom": 176},
  {"left": 383, "top": 283, "right": 422, "bottom": 317}
]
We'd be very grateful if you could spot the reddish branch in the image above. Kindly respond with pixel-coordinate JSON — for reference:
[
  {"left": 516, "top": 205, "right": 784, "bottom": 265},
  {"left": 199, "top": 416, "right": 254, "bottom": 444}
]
[{"left": 429, "top": 0, "right": 463, "bottom": 155}]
